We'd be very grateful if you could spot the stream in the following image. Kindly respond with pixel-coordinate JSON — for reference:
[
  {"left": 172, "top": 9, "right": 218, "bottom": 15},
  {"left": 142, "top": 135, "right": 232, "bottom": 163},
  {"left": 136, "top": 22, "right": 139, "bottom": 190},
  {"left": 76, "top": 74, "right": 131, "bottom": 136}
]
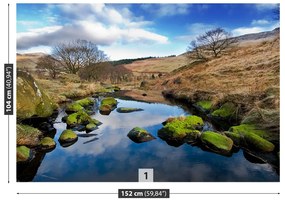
[{"left": 18, "top": 98, "right": 279, "bottom": 182}]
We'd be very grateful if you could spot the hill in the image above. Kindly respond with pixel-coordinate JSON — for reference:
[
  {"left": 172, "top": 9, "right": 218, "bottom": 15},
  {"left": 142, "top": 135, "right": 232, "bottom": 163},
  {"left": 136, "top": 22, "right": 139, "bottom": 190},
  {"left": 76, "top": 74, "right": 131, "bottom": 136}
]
[{"left": 116, "top": 54, "right": 188, "bottom": 74}]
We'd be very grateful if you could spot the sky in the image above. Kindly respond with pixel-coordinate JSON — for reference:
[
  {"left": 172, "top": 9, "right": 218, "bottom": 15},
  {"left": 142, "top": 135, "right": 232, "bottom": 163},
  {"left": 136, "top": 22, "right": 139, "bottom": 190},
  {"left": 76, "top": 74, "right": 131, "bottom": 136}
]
[{"left": 17, "top": 3, "right": 279, "bottom": 60}]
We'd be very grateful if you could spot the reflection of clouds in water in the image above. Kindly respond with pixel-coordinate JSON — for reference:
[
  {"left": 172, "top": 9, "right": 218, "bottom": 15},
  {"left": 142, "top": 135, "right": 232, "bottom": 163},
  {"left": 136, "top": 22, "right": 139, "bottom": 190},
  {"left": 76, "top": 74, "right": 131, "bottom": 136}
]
[{"left": 33, "top": 99, "right": 279, "bottom": 182}]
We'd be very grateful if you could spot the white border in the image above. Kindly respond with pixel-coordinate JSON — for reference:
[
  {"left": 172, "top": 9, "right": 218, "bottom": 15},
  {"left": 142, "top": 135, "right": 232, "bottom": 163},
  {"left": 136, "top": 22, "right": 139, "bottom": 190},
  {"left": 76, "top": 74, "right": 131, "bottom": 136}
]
[{"left": 0, "top": 0, "right": 283, "bottom": 203}]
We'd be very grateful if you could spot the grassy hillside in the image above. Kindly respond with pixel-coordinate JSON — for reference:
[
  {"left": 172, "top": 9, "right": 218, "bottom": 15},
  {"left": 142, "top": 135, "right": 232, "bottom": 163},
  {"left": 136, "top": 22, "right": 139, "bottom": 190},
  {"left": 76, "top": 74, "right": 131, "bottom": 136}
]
[{"left": 118, "top": 54, "right": 188, "bottom": 74}]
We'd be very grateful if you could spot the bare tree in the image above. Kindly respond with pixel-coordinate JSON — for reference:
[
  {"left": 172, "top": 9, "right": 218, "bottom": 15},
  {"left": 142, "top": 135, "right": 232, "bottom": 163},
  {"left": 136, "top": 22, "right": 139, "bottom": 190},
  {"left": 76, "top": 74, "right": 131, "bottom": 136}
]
[
  {"left": 52, "top": 39, "right": 108, "bottom": 74},
  {"left": 36, "top": 55, "right": 60, "bottom": 79},
  {"left": 187, "top": 28, "right": 237, "bottom": 61}
]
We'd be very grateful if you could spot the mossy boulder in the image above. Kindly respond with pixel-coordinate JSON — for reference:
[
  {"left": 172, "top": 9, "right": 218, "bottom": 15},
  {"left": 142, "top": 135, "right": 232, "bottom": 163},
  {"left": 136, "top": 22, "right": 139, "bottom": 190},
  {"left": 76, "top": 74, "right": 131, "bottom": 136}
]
[
  {"left": 17, "top": 146, "right": 32, "bottom": 162},
  {"left": 39, "top": 137, "right": 56, "bottom": 151},
  {"left": 17, "top": 124, "right": 42, "bottom": 147},
  {"left": 58, "top": 130, "right": 78, "bottom": 147},
  {"left": 117, "top": 107, "right": 143, "bottom": 113},
  {"left": 85, "top": 123, "right": 98, "bottom": 132},
  {"left": 66, "top": 103, "right": 84, "bottom": 113},
  {"left": 127, "top": 127, "right": 156, "bottom": 143},
  {"left": 76, "top": 97, "right": 94, "bottom": 107},
  {"left": 224, "top": 131, "right": 242, "bottom": 146},
  {"left": 200, "top": 131, "right": 233, "bottom": 154},
  {"left": 99, "top": 97, "right": 118, "bottom": 115},
  {"left": 66, "top": 110, "right": 102, "bottom": 127},
  {"left": 17, "top": 70, "right": 57, "bottom": 119},
  {"left": 211, "top": 102, "right": 237, "bottom": 119},
  {"left": 229, "top": 124, "right": 275, "bottom": 152},
  {"left": 194, "top": 100, "right": 214, "bottom": 113},
  {"left": 158, "top": 115, "right": 204, "bottom": 145},
  {"left": 241, "top": 108, "right": 279, "bottom": 143},
  {"left": 66, "top": 97, "right": 94, "bottom": 113}
]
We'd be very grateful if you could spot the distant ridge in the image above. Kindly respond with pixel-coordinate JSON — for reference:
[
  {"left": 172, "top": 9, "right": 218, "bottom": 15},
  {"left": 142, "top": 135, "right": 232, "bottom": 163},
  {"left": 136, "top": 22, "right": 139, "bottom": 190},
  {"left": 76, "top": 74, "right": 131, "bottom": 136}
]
[{"left": 235, "top": 27, "right": 279, "bottom": 42}]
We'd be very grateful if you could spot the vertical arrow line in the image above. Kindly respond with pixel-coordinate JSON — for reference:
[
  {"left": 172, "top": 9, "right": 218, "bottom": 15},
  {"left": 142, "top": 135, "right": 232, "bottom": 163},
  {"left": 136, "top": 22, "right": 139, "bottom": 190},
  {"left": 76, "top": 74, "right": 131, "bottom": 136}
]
[{"left": 7, "top": 3, "right": 10, "bottom": 183}]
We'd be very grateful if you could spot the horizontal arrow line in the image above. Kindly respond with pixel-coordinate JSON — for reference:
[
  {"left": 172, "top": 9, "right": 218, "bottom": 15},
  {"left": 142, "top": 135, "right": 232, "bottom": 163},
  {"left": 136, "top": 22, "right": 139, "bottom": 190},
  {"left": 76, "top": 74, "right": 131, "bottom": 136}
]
[{"left": 18, "top": 192, "right": 280, "bottom": 195}]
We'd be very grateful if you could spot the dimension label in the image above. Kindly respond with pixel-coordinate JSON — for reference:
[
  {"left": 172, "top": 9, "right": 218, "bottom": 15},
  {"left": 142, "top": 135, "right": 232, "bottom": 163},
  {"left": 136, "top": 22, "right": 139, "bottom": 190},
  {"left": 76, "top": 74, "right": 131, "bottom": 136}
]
[
  {"left": 4, "top": 64, "right": 13, "bottom": 115},
  {"left": 118, "top": 189, "right": 170, "bottom": 198}
]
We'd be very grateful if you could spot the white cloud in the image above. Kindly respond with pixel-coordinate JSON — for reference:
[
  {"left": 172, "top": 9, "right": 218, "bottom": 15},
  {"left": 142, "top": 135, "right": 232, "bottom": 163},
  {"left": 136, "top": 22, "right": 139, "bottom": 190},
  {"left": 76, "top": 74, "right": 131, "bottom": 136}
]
[
  {"left": 251, "top": 19, "right": 270, "bottom": 26},
  {"left": 141, "top": 4, "right": 190, "bottom": 17},
  {"left": 255, "top": 4, "right": 278, "bottom": 11},
  {"left": 232, "top": 22, "right": 279, "bottom": 36},
  {"left": 17, "top": 4, "right": 168, "bottom": 51}
]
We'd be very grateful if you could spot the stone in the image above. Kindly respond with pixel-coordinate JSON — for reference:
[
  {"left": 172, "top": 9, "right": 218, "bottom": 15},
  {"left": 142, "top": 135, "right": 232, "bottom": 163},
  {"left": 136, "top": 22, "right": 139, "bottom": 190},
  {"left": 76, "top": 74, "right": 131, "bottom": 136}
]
[
  {"left": 211, "top": 102, "right": 237, "bottom": 119},
  {"left": 200, "top": 131, "right": 233, "bottom": 154},
  {"left": 229, "top": 124, "right": 275, "bottom": 152},
  {"left": 17, "top": 124, "right": 42, "bottom": 147},
  {"left": 58, "top": 130, "right": 78, "bottom": 147},
  {"left": 158, "top": 115, "right": 203, "bottom": 145},
  {"left": 17, "top": 70, "right": 57, "bottom": 119},
  {"left": 39, "top": 137, "right": 56, "bottom": 151},
  {"left": 127, "top": 127, "right": 156, "bottom": 143},
  {"left": 66, "top": 110, "right": 102, "bottom": 127},
  {"left": 116, "top": 107, "right": 143, "bottom": 113},
  {"left": 99, "top": 97, "right": 117, "bottom": 115},
  {"left": 17, "top": 146, "right": 32, "bottom": 162}
]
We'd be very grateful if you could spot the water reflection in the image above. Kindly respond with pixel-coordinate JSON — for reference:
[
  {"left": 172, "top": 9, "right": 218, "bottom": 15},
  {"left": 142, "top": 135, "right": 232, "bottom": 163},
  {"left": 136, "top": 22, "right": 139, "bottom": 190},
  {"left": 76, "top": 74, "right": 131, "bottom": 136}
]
[{"left": 23, "top": 99, "right": 278, "bottom": 182}]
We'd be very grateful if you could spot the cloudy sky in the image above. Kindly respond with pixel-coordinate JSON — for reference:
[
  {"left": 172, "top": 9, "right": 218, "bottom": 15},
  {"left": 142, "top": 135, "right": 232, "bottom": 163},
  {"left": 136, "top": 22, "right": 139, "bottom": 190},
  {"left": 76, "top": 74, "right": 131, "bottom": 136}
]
[{"left": 17, "top": 3, "right": 279, "bottom": 60}]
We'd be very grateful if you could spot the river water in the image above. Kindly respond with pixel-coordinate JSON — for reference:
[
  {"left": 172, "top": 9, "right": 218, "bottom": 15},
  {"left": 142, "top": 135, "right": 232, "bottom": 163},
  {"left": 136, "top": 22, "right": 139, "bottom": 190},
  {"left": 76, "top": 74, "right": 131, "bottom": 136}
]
[{"left": 19, "top": 98, "right": 279, "bottom": 182}]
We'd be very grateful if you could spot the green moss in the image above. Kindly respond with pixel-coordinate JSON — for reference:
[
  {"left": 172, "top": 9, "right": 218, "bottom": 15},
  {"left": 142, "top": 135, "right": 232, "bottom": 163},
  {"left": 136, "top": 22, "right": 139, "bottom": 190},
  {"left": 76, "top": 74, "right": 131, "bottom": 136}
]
[
  {"left": 59, "top": 130, "right": 77, "bottom": 142},
  {"left": 17, "top": 146, "right": 31, "bottom": 162},
  {"left": 244, "top": 132, "right": 275, "bottom": 152},
  {"left": 99, "top": 97, "right": 117, "bottom": 112},
  {"left": 75, "top": 97, "right": 94, "bottom": 107},
  {"left": 66, "top": 103, "right": 84, "bottom": 113},
  {"left": 66, "top": 110, "right": 101, "bottom": 127},
  {"left": 195, "top": 100, "right": 213, "bottom": 111},
  {"left": 200, "top": 131, "right": 233, "bottom": 153},
  {"left": 17, "top": 124, "right": 42, "bottom": 146},
  {"left": 229, "top": 124, "right": 268, "bottom": 139},
  {"left": 211, "top": 102, "right": 236, "bottom": 118},
  {"left": 127, "top": 127, "right": 155, "bottom": 143},
  {"left": 17, "top": 70, "right": 56, "bottom": 119},
  {"left": 158, "top": 115, "right": 203, "bottom": 142},
  {"left": 86, "top": 123, "right": 97, "bottom": 132},
  {"left": 117, "top": 107, "right": 143, "bottom": 113},
  {"left": 40, "top": 137, "right": 56, "bottom": 150},
  {"left": 224, "top": 131, "right": 241, "bottom": 146},
  {"left": 229, "top": 124, "right": 275, "bottom": 152}
]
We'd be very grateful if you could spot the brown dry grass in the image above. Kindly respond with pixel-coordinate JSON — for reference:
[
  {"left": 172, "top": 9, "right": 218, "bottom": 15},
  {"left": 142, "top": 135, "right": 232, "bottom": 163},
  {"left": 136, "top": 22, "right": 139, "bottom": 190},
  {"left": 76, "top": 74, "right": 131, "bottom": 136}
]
[
  {"left": 154, "top": 35, "right": 279, "bottom": 111},
  {"left": 121, "top": 55, "right": 188, "bottom": 73},
  {"left": 35, "top": 73, "right": 103, "bottom": 103}
]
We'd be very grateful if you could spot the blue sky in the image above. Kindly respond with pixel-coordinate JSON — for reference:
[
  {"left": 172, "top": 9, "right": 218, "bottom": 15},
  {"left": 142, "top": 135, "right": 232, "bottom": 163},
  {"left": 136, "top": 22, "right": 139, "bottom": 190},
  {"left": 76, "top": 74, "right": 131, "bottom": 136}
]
[{"left": 17, "top": 3, "right": 279, "bottom": 60}]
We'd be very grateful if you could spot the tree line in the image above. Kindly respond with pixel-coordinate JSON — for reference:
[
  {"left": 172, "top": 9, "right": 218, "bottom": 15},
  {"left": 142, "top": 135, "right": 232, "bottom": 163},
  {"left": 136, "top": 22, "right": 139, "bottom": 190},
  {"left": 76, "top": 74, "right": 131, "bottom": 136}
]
[{"left": 36, "top": 39, "right": 134, "bottom": 83}]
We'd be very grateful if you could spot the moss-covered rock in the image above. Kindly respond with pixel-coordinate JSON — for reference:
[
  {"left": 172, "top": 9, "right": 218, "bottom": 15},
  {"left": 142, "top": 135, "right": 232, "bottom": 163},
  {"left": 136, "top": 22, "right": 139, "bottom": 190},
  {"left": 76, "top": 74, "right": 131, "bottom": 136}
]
[
  {"left": 17, "top": 146, "right": 32, "bottom": 162},
  {"left": 229, "top": 124, "right": 275, "bottom": 152},
  {"left": 17, "top": 70, "right": 57, "bottom": 119},
  {"left": 76, "top": 97, "right": 94, "bottom": 107},
  {"left": 211, "top": 102, "right": 237, "bottom": 119},
  {"left": 224, "top": 131, "right": 242, "bottom": 146},
  {"left": 194, "top": 100, "right": 214, "bottom": 113},
  {"left": 158, "top": 115, "right": 203, "bottom": 144},
  {"left": 241, "top": 108, "right": 279, "bottom": 143},
  {"left": 99, "top": 97, "right": 118, "bottom": 115},
  {"left": 127, "top": 127, "right": 156, "bottom": 143},
  {"left": 200, "top": 131, "right": 233, "bottom": 154},
  {"left": 85, "top": 123, "right": 98, "bottom": 132},
  {"left": 39, "top": 137, "right": 56, "bottom": 151},
  {"left": 58, "top": 130, "right": 78, "bottom": 147},
  {"left": 117, "top": 107, "right": 143, "bottom": 113},
  {"left": 66, "top": 110, "right": 102, "bottom": 127},
  {"left": 17, "top": 124, "right": 42, "bottom": 147},
  {"left": 66, "top": 103, "right": 84, "bottom": 113}
]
